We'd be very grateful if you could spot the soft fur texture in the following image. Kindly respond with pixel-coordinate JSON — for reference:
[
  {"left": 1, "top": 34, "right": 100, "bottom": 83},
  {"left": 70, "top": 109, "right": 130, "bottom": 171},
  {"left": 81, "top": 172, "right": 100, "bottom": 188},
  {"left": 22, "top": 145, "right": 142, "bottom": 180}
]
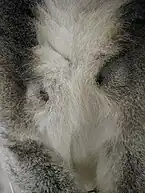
[{"left": 1, "top": 0, "right": 145, "bottom": 192}]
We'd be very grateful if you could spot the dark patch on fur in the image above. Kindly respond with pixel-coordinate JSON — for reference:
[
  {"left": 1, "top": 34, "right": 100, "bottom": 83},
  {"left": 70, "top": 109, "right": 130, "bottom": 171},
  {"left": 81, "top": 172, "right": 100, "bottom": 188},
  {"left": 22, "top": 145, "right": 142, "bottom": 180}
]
[
  {"left": 119, "top": 0, "right": 145, "bottom": 49},
  {"left": 117, "top": 1, "right": 145, "bottom": 191},
  {"left": 97, "top": 0, "right": 145, "bottom": 93},
  {"left": 7, "top": 140, "right": 83, "bottom": 193},
  {"left": 0, "top": 0, "right": 41, "bottom": 90}
]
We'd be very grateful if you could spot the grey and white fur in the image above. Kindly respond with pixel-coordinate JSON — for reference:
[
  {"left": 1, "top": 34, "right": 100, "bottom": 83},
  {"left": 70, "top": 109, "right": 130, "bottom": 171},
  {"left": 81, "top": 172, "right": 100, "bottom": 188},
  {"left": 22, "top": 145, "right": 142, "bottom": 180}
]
[{"left": 1, "top": 0, "right": 145, "bottom": 192}]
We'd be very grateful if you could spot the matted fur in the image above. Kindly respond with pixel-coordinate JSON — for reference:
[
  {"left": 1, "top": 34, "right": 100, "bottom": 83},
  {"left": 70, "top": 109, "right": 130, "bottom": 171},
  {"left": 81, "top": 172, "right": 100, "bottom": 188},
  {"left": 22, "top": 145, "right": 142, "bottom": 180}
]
[{"left": 1, "top": 0, "right": 145, "bottom": 192}]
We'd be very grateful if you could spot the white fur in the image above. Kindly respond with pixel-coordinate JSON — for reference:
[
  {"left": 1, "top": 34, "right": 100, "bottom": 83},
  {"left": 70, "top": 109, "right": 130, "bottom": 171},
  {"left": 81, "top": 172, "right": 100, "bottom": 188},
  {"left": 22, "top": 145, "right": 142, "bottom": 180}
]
[{"left": 26, "top": 0, "right": 126, "bottom": 191}]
